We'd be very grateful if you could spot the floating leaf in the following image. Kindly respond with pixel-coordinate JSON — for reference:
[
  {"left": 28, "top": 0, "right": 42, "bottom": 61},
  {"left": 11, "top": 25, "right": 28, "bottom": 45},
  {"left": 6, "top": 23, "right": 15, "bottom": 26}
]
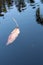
[{"left": 6, "top": 27, "right": 20, "bottom": 45}]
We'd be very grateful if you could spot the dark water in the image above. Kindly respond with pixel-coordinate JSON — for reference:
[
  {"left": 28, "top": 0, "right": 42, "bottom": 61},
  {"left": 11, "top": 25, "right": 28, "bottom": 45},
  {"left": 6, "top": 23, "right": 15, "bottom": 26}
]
[{"left": 0, "top": 0, "right": 43, "bottom": 65}]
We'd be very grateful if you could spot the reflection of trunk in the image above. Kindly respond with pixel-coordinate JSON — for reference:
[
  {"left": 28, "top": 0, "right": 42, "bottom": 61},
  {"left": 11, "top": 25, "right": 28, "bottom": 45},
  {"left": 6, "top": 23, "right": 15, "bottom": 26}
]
[
  {"left": 0, "top": 6, "right": 2, "bottom": 14},
  {"left": 36, "top": 8, "right": 43, "bottom": 25},
  {"left": 0, "top": 0, "right": 3, "bottom": 13},
  {"left": 36, "top": 8, "right": 40, "bottom": 21}
]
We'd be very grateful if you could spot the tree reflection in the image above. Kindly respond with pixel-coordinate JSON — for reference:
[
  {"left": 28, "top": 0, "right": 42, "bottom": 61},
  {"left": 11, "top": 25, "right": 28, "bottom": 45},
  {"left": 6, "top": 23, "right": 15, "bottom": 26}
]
[
  {"left": 6, "top": 0, "right": 14, "bottom": 8},
  {"left": 0, "top": 0, "right": 26, "bottom": 16},
  {"left": 27, "top": 0, "right": 36, "bottom": 9},
  {"left": 29, "top": 0, "right": 35, "bottom": 3},
  {"left": 29, "top": 0, "right": 35, "bottom": 6},
  {"left": 36, "top": 7, "right": 43, "bottom": 25},
  {"left": 41, "top": 0, "right": 43, "bottom": 3},
  {"left": 15, "top": 0, "right": 26, "bottom": 12},
  {"left": 0, "top": 0, "right": 4, "bottom": 16},
  {"left": 0, "top": 0, "right": 14, "bottom": 16}
]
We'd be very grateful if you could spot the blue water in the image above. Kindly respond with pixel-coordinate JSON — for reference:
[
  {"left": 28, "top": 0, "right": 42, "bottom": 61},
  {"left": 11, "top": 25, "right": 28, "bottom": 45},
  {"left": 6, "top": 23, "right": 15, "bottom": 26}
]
[{"left": 0, "top": 0, "right": 43, "bottom": 65}]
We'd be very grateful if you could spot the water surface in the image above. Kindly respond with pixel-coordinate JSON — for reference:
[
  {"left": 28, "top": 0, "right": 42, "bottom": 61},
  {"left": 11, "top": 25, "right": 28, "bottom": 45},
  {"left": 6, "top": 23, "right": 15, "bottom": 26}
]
[{"left": 0, "top": 0, "right": 43, "bottom": 65}]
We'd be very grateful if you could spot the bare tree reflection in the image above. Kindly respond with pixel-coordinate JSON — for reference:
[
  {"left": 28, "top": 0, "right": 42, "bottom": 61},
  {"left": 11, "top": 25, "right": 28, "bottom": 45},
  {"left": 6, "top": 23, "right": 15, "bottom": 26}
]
[
  {"left": 36, "top": 7, "right": 43, "bottom": 25},
  {"left": 15, "top": 0, "right": 26, "bottom": 12}
]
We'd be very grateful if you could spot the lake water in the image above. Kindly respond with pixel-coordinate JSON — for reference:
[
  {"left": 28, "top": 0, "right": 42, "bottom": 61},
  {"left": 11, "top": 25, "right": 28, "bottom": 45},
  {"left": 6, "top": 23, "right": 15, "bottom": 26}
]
[{"left": 0, "top": 0, "right": 43, "bottom": 65}]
